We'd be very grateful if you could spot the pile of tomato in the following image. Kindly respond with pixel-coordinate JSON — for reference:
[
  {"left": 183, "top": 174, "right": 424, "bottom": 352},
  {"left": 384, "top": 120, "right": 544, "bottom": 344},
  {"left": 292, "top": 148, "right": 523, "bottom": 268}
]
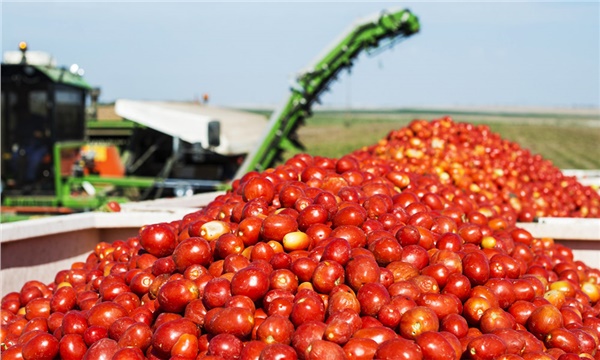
[
  {"left": 1, "top": 118, "right": 599, "bottom": 360},
  {"left": 357, "top": 117, "right": 600, "bottom": 220}
]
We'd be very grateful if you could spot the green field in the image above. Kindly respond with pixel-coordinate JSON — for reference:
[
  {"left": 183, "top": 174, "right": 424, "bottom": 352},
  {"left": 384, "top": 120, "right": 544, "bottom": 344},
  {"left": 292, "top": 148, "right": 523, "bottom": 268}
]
[{"left": 257, "top": 109, "right": 600, "bottom": 170}]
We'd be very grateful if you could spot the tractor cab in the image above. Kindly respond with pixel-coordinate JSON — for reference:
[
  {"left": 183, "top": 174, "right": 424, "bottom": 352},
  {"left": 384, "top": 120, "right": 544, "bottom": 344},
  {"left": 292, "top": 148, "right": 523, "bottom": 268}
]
[{"left": 1, "top": 42, "right": 91, "bottom": 198}]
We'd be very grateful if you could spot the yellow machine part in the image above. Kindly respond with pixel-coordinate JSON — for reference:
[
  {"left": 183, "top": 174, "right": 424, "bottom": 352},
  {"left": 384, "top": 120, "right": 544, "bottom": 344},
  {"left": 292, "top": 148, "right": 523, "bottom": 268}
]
[{"left": 81, "top": 144, "right": 125, "bottom": 177}]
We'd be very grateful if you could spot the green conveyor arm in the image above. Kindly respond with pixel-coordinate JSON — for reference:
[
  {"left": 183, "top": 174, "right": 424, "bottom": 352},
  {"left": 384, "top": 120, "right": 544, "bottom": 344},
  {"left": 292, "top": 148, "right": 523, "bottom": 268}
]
[{"left": 234, "top": 8, "right": 420, "bottom": 177}]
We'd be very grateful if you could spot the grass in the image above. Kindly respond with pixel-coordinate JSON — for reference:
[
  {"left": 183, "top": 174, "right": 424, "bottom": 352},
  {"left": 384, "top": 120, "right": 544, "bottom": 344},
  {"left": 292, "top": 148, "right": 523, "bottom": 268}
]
[
  {"left": 485, "top": 123, "right": 600, "bottom": 170},
  {"left": 263, "top": 109, "right": 600, "bottom": 170}
]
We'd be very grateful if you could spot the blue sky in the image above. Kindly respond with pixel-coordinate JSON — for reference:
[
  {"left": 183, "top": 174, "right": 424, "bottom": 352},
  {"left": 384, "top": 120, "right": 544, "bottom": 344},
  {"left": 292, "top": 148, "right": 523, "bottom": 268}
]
[{"left": 2, "top": 2, "right": 599, "bottom": 109}]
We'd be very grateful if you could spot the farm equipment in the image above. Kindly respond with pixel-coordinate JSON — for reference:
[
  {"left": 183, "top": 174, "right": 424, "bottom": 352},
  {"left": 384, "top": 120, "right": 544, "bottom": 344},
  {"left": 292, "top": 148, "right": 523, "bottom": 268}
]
[
  {"left": 1, "top": 44, "right": 234, "bottom": 213},
  {"left": 1, "top": 8, "right": 420, "bottom": 215},
  {"left": 235, "top": 8, "right": 420, "bottom": 176}
]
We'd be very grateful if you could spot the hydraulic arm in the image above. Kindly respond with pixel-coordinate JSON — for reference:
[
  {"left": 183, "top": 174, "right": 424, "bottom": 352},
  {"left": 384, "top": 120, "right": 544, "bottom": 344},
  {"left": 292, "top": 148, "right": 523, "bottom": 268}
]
[{"left": 234, "top": 8, "right": 420, "bottom": 178}]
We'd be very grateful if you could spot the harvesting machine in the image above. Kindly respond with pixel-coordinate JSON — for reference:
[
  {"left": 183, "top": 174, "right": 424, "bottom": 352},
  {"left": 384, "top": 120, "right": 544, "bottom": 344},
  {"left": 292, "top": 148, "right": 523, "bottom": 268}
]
[{"left": 1, "top": 8, "right": 420, "bottom": 216}]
